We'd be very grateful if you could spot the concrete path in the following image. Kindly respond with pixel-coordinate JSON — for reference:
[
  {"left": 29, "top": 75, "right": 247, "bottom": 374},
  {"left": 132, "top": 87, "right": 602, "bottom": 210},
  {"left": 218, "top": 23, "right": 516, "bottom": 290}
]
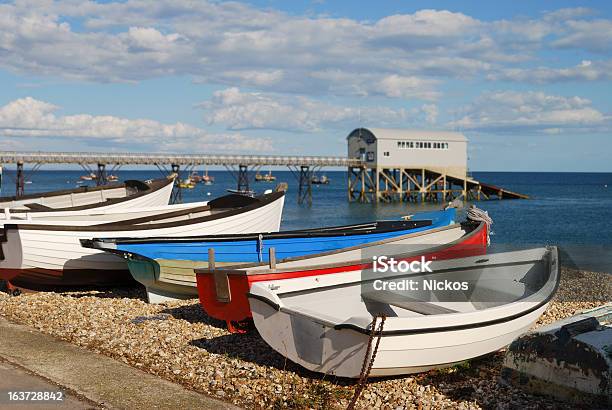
[
  {"left": 0, "top": 317, "right": 239, "bottom": 409},
  {"left": 0, "top": 358, "right": 95, "bottom": 409}
]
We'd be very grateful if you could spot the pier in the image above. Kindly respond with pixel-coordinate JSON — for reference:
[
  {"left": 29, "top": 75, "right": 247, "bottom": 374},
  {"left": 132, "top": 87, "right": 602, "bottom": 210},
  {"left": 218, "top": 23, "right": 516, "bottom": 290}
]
[
  {"left": 348, "top": 167, "right": 529, "bottom": 203},
  {"left": 0, "top": 151, "right": 359, "bottom": 204},
  {"left": 0, "top": 149, "right": 527, "bottom": 204}
]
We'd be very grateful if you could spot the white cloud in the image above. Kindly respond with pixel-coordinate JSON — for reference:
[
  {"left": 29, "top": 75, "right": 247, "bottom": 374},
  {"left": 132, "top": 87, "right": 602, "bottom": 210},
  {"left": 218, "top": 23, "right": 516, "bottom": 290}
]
[
  {"left": 200, "top": 87, "right": 423, "bottom": 132},
  {"left": 0, "top": 97, "right": 271, "bottom": 152},
  {"left": 450, "top": 91, "right": 609, "bottom": 134},
  {"left": 552, "top": 19, "right": 612, "bottom": 53},
  {"left": 5, "top": 1, "right": 611, "bottom": 96},
  {"left": 488, "top": 60, "right": 612, "bottom": 83},
  {"left": 376, "top": 75, "right": 440, "bottom": 100},
  {"left": 420, "top": 104, "right": 438, "bottom": 124},
  {"left": 0, "top": 1, "right": 610, "bottom": 142}
]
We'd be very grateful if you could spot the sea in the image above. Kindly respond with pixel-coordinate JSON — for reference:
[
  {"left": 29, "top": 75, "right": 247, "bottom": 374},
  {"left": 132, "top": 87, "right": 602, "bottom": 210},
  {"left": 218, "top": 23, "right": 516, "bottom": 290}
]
[{"left": 2, "top": 170, "right": 611, "bottom": 271}]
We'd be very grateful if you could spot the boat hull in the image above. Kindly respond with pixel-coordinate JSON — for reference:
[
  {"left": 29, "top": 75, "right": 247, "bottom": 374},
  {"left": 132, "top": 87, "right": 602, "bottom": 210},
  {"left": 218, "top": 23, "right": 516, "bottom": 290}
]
[
  {"left": 0, "top": 193, "right": 285, "bottom": 287},
  {"left": 250, "top": 297, "right": 548, "bottom": 377},
  {"left": 248, "top": 247, "right": 559, "bottom": 377},
  {"left": 109, "top": 210, "right": 455, "bottom": 304},
  {"left": 2, "top": 267, "right": 134, "bottom": 288},
  {"left": 196, "top": 222, "right": 488, "bottom": 331}
]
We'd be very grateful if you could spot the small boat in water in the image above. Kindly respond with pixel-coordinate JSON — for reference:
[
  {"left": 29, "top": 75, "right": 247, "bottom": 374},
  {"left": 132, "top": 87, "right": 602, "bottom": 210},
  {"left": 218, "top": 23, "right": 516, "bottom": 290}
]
[
  {"left": 311, "top": 175, "right": 330, "bottom": 184},
  {"left": 86, "top": 208, "right": 456, "bottom": 304},
  {"left": 80, "top": 173, "right": 97, "bottom": 181},
  {"left": 0, "top": 191, "right": 285, "bottom": 289},
  {"left": 0, "top": 178, "right": 175, "bottom": 212},
  {"left": 255, "top": 170, "right": 276, "bottom": 182},
  {"left": 202, "top": 168, "right": 214, "bottom": 185},
  {"left": 248, "top": 247, "right": 559, "bottom": 377},
  {"left": 179, "top": 178, "right": 196, "bottom": 189},
  {"left": 189, "top": 172, "right": 203, "bottom": 184},
  {"left": 226, "top": 188, "right": 255, "bottom": 197}
]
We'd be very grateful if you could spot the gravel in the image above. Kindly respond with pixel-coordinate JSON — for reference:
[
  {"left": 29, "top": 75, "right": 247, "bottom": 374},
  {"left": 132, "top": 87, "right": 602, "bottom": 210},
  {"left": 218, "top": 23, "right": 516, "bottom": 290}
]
[{"left": 0, "top": 268, "right": 609, "bottom": 409}]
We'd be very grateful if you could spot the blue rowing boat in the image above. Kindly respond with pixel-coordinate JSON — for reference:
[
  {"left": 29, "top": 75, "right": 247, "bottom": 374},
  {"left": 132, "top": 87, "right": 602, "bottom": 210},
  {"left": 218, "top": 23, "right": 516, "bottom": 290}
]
[{"left": 84, "top": 208, "right": 456, "bottom": 302}]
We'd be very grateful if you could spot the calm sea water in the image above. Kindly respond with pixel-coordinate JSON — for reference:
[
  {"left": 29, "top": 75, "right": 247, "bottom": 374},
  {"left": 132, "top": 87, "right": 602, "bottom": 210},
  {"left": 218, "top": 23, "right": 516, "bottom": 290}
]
[{"left": 2, "top": 170, "right": 611, "bottom": 248}]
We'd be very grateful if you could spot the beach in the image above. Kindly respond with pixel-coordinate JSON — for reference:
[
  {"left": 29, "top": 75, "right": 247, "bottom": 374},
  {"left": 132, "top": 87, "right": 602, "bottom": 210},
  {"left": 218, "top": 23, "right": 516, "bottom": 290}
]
[{"left": 1, "top": 267, "right": 609, "bottom": 409}]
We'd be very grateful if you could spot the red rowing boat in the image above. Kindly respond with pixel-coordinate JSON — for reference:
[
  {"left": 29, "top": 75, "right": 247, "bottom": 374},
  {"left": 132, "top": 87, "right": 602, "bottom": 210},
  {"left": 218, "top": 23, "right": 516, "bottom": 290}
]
[{"left": 195, "top": 221, "right": 488, "bottom": 332}]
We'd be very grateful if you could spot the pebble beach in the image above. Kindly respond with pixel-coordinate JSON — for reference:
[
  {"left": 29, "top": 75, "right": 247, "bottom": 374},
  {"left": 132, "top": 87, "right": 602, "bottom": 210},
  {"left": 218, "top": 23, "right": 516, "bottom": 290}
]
[{"left": 0, "top": 268, "right": 609, "bottom": 410}]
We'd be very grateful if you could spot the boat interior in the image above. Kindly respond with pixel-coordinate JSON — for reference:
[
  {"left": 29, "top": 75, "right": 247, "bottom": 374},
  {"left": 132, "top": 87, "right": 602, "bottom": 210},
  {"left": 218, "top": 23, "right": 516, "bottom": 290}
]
[{"left": 271, "top": 248, "right": 557, "bottom": 326}]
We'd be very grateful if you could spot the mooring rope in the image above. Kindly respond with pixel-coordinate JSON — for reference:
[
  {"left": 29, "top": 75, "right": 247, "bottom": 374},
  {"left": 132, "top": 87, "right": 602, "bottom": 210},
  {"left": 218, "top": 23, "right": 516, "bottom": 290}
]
[
  {"left": 347, "top": 314, "right": 386, "bottom": 410},
  {"left": 466, "top": 205, "right": 494, "bottom": 245}
]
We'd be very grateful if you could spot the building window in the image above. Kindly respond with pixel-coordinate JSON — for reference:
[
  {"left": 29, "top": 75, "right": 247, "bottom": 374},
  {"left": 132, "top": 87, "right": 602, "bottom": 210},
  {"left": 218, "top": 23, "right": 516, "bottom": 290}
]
[
  {"left": 397, "top": 142, "right": 401, "bottom": 148},
  {"left": 383, "top": 151, "right": 390, "bottom": 157},
  {"left": 366, "top": 152, "right": 374, "bottom": 161}
]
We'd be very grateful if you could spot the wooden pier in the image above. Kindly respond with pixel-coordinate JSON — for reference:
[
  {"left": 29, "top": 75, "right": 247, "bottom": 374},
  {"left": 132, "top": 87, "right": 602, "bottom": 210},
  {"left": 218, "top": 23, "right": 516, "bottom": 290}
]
[
  {"left": 0, "top": 151, "right": 527, "bottom": 204},
  {"left": 348, "top": 166, "right": 528, "bottom": 203}
]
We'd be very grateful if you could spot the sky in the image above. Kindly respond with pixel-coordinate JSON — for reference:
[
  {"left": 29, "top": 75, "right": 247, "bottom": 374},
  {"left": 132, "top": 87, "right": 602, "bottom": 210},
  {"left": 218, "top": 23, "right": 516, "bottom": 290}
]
[{"left": 0, "top": 0, "right": 611, "bottom": 171}]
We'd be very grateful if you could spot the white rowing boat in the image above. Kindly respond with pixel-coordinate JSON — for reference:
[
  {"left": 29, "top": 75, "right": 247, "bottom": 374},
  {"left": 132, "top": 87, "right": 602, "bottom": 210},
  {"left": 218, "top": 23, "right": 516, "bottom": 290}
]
[
  {"left": 0, "top": 191, "right": 285, "bottom": 288},
  {"left": 1, "top": 201, "right": 208, "bottom": 223},
  {"left": 0, "top": 178, "right": 175, "bottom": 212},
  {"left": 248, "top": 247, "right": 560, "bottom": 377}
]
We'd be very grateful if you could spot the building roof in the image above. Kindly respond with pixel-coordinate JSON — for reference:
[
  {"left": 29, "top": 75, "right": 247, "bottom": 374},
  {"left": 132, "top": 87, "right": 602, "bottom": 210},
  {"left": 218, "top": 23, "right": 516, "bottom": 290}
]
[{"left": 347, "top": 128, "right": 467, "bottom": 142}]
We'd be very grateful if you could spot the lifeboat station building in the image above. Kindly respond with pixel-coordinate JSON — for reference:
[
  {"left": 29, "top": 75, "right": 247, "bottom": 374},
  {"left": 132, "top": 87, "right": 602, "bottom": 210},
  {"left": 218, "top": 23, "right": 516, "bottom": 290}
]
[{"left": 347, "top": 128, "right": 486, "bottom": 203}]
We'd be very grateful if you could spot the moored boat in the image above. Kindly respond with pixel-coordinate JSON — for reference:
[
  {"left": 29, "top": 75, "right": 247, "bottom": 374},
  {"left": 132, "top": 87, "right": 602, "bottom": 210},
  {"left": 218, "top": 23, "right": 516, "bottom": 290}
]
[
  {"left": 194, "top": 219, "right": 488, "bottom": 332},
  {"left": 0, "top": 191, "right": 285, "bottom": 289},
  {"left": 86, "top": 208, "right": 456, "bottom": 304},
  {"left": 179, "top": 178, "right": 196, "bottom": 189},
  {"left": 248, "top": 246, "right": 559, "bottom": 377},
  {"left": 0, "top": 177, "right": 175, "bottom": 211},
  {"left": 311, "top": 175, "right": 330, "bottom": 184},
  {"left": 255, "top": 170, "right": 276, "bottom": 182},
  {"left": 202, "top": 169, "right": 214, "bottom": 185},
  {"left": 226, "top": 188, "right": 255, "bottom": 197}
]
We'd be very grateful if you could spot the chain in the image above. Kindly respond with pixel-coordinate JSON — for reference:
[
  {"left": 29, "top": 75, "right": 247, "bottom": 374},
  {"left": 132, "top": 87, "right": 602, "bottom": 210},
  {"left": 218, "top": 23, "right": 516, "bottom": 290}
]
[{"left": 347, "top": 314, "right": 386, "bottom": 410}]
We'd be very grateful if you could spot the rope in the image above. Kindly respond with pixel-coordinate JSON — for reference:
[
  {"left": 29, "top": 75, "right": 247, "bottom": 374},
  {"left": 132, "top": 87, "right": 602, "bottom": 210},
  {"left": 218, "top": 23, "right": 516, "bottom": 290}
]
[
  {"left": 347, "top": 314, "right": 386, "bottom": 410},
  {"left": 466, "top": 205, "right": 493, "bottom": 245}
]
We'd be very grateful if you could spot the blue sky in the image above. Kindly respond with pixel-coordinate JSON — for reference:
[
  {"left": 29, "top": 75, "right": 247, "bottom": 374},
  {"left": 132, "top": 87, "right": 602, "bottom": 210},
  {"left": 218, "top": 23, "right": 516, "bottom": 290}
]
[{"left": 0, "top": 0, "right": 611, "bottom": 171}]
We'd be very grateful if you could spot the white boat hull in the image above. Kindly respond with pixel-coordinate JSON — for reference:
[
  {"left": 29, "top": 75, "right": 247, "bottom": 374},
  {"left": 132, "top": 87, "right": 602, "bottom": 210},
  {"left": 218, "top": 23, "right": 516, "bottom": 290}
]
[
  {"left": 251, "top": 298, "right": 548, "bottom": 377},
  {"left": 0, "top": 193, "right": 285, "bottom": 287},
  {"left": 249, "top": 247, "right": 559, "bottom": 378}
]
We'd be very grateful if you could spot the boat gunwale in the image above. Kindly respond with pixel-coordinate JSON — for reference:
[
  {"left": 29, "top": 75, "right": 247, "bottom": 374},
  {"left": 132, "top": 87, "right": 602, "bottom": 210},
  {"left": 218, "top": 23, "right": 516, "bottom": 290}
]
[
  {"left": 88, "top": 219, "right": 437, "bottom": 247},
  {"left": 248, "top": 246, "right": 560, "bottom": 336}
]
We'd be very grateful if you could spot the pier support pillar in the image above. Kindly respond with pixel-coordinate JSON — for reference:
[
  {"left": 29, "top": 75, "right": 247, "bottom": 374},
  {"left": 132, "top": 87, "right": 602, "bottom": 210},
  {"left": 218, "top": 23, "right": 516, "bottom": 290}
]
[
  {"left": 96, "top": 163, "right": 107, "bottom": 186},
  {"left": 237, "top": 164, "right": 249, "bottom": 192},
  {"left": 16, "top": 161, "right": 24, "bottom": 197},
  {"left": 171, "top": 163, "right": 182, "bottom": 204},
  {"left": 298, "top": 165, "right": 312, "bottom": 205}
]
